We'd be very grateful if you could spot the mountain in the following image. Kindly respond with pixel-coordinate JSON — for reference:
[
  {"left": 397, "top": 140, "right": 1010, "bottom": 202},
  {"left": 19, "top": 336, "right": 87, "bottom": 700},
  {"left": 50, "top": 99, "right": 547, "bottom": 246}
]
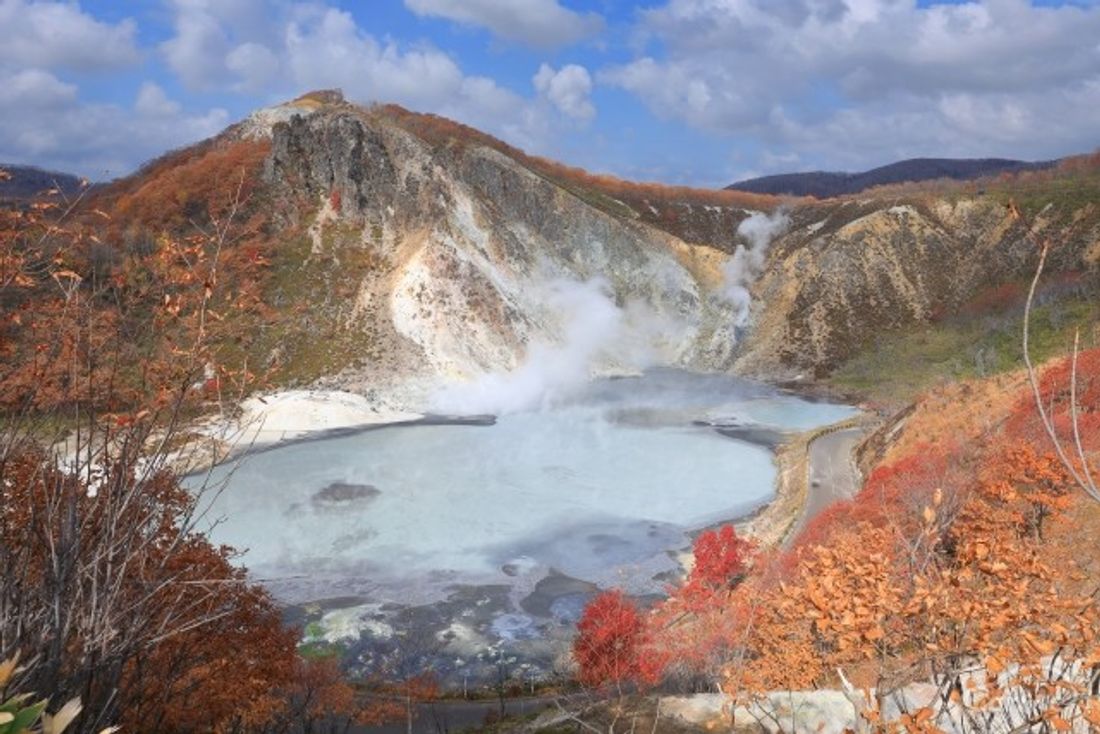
[
  {"left": 7, "top": 93, "right": 1098, "bottom": 733},
  {"left": 736, "top": 192, "right": 1099, "bottom": 381},
  {"left": 728, "top": 157, "right": 1056, "bottom": 198},
  {"left": 80, "top": 91, "right": 767, "bottom": 414},
  {"left": 0, "top": 163, "right": 84, "bottom": 201},
  {"left": 42, "top": 92, "right": 1097, "bottom": 413}
]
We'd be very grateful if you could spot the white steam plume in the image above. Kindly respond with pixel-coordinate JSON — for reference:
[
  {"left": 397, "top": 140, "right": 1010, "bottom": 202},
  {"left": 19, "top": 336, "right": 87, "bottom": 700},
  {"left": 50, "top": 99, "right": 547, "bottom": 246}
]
[
  {"left": 432, "top": 277, "right": 680, "bottom": 415},
  {"left": 722, "top": 210, "right": 789, "bottom": 327}
]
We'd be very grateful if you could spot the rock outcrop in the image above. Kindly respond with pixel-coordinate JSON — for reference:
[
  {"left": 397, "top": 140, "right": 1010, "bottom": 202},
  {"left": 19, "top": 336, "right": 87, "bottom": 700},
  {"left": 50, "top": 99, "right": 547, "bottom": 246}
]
[
  {"left": 248, "top": 96, "right": 746, "bottom": 409},
  {"left": 736, "top": 198, "right": 1099, "bottom": 378},
  {"left": 197, "top": 93, "right": 1100, "bottom": 401}
]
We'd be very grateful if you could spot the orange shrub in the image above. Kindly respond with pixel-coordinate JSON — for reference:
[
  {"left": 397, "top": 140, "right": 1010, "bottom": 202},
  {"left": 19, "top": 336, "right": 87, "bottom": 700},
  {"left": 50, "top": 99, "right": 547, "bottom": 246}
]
[
  {"left": 106, "top": 139, "right": 270, "bottom": 234},
  {"left": 377, "top": 104, "right": 782, "bottom": 211}
]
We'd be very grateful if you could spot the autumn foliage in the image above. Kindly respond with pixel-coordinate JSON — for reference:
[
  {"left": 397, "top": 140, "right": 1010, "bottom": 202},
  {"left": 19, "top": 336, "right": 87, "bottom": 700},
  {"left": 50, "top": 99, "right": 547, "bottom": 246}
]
[
  {"left": 103, "top": 138, "right": 270, "bottom": 234},
  {"left": 686, "top": 525, "right": 753, "bottom": 596},
  {"left": 572, "top": 343, "right": 1100, "bottom": 729},
  {"left": 0, "top": 166, "right": 394, "bottom": 732},
  {"left": 757, "top": 371, "right": 1094, "bottom": 726},
  {"left": 573, "top": 525, "right": 755, "bottom": 688},
  {"left": 1006, "top": 346, "right": 1100, "bottom": 452},
  {"left": 376, "top": 104, "right": 782, "bottom": 212},
  {"left": 573, "top": 591, "right": 645, "bottom": 689},
  {"left": 723, "top": 449, "right": 1100, "bottom": 729},
  {"left": 0, "top": 139, "right": 279, "bottom": 417}
]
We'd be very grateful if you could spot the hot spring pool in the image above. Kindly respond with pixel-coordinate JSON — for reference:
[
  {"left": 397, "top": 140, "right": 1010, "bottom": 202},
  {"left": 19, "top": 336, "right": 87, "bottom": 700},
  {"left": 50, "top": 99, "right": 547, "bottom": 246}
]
[{"left": 189, "top": 371, "right": 854, "bottom": 676}]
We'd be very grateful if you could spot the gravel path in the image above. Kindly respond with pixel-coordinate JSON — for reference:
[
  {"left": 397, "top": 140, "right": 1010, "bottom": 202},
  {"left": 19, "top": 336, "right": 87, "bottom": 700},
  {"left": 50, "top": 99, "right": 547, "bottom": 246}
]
[{"left": 786, "top": 427, "right": 864, "bottom": 544}]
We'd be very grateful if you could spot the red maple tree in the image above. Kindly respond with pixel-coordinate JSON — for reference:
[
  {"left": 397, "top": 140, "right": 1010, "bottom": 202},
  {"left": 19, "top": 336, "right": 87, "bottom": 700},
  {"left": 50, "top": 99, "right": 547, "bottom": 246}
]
[
  {"left": 684, "top": 525, "right": 753, "bottom": 598},
  {"left": 573, "top": 590, "right": 644, "bottom": 689}
]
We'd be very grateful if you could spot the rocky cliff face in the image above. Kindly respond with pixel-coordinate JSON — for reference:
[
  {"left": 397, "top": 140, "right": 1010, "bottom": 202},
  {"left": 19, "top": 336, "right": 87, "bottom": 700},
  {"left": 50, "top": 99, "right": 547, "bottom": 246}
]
[
  {"left": 736, "top": 197, "right": 1100, "bottom": 379},
  {"left": 247, "top": 97, "right": 745, "bottom": 409},
  {"left": 220, "top": 94, "right": 1098, "bottom": 402}
]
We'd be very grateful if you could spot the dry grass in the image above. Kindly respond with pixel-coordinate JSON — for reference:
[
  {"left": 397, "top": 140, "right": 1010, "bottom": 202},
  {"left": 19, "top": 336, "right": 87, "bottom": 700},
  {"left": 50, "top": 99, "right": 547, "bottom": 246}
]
[{"left": 873, "top": 370, "right": 1029, "bottom": 468}]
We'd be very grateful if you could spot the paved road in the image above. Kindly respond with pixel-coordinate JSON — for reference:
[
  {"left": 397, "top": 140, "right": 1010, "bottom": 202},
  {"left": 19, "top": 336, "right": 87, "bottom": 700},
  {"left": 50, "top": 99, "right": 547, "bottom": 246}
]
[
  {"left": 786, "top": 427, "right": 864, "bottom": 545},
  {"left": 354, "top": 696, "right": 554, "bottom": 733}
]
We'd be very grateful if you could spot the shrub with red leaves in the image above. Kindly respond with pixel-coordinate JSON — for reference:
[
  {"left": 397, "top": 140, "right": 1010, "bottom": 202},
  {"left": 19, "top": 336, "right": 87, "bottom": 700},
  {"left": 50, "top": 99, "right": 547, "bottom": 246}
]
[
  {"left": 1007, "top": 346, "right": 1100, "bottom": 453},
  {"left": 573, "top": 590, "right": 643, "bottom": 688},
  {"left": 685, "top": 525, "right": 752, "bottom": 597}
]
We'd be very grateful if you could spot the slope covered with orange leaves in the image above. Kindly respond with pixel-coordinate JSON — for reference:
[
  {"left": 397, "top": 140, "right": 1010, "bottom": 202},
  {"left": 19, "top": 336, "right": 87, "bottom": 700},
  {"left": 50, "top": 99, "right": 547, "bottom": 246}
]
[
  {"left": 0, "top": 135, "right": 412, "bottom": 732},
  {"left": 377, "top": 105, "right": 783, "bottom": 212},
  {"left": 731, "top": 348, "right": 1100, "bottom": 727},
  {"left": 4, "top": 91, "right": 1100, "bottom": 730},
  {"left": 570, "top": 345, "right": 1100, "bottom": 730},
  {"left": 0, "top": 134, "right": 276, "bottom": 415}
]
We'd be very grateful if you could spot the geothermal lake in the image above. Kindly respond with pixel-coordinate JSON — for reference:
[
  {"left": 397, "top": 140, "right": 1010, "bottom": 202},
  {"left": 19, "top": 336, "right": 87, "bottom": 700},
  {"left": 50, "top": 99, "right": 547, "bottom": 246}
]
[{"left": 192, "top": 371, "right": 854, "bottom": 679}]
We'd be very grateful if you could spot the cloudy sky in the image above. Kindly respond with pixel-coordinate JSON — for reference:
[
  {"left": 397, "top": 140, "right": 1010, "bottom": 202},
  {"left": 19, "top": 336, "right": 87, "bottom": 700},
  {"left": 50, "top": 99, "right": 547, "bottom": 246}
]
[{"left": 1, "top": 0, "right": 1098, "bottom": 186}]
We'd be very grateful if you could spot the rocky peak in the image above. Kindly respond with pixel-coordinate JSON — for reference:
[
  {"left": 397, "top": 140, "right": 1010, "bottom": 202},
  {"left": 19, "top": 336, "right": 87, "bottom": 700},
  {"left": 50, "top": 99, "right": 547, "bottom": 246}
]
[
  {"left": 264, "top": 107, "right": 399, "bottom": 224},
  {"left": 237, "top": 89, "right": 351, "bottom": 141},
  {"left": 150, "top": 95, "right": 1099, "bottom": 400},
  {"left": 251, "top": 99, "right": 744, "bottom": 409}
]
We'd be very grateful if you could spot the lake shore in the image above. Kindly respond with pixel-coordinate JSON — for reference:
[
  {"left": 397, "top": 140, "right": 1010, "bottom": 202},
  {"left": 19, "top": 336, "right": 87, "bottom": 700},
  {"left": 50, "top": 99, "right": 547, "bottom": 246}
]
[
  {"left": 178, "top": 383, "right": 869, "bottom": 556},
  {"left": 166, "top": 389, "right": 425, "bottom": 475},
  {"left": 172, "top": 375, "right": 868, "bottom": 700},
  {"left": 738, "top": 413, "right": 871, "bottom": 549}
]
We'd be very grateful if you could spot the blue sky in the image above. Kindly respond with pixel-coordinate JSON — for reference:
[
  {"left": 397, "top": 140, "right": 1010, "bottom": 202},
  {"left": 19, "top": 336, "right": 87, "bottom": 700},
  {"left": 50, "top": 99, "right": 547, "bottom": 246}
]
[{"left": 1, "top": 0, "right": 1098, "bottom": 185}]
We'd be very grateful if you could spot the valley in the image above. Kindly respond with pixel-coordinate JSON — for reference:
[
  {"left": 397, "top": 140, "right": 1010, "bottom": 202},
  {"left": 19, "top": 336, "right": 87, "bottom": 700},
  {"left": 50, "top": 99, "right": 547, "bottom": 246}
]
[{"left": 3, "top": 89, "right": 1098, "bottom": 733}]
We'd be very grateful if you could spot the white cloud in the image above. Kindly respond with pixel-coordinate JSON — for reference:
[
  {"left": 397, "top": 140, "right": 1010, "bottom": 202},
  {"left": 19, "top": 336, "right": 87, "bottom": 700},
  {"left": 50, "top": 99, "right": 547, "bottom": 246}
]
[
  {"left": 155, "top": 2, "right": 559, "bottom": 151},
  {"left": 0, "top": 71, "right": 228, "bottom": 177},
  {"left": 0, "top": 0, "right": 139, "bottom": 71},
  {"left": 135, "top": 82, "right": 181, "bottom": 117},
  {"left": 161, "top": 7, "right": 231, "bottom": 89},
  {"left": 763, "top": 81, "right": 1100, "bottom": 171},
  {"left": 0, "top": 3, "right": 230, "bottom": 177},
  {"left": 0, "top": 69, "right": 77, "bottom": 109},
  {"left": 604, "top": 0, "right": 1100, "bottom": 172},
  {"left": 0, "top": 1, "right": 568, "bottom": 178},
  {"left": 160, "top": 0, "right": 283, "bottom": 90},
  {"left": 225, "top": 42, "right": 280, "bottom": 91},
  {"left": 404, "top": 0, "right": 603, "bottom": 48},
  {"left": 533, "top": 63, "right": 595, "bottom": 121},
  {"left": 284, "top": 7, "right": 540, "bottom": 140}
]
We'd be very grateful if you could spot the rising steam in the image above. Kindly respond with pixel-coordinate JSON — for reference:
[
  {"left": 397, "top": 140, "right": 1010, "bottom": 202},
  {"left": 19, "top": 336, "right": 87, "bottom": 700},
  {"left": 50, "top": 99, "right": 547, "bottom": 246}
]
[
  {"left": 432, "top": 210, "right": 791, "bottom": 417},
  {"left": 432, "top": 277, "right": 678, "bottom": 415},
  {"left": 722, "top": 210, "right": 790, "bottom": 327}
]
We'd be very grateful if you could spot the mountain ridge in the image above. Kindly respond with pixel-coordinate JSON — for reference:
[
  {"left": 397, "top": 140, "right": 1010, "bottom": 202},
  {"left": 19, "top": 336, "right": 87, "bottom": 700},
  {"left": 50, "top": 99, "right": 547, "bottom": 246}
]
[
  {"left": 0, "top": 163, "right": 84, "bottom": 201},
  {"left": 4, "top": 93, "right": 1100, "bottom": 732},
  {"left": 12, "top": 91, "right": 1098, "bottom": 411},
  {"left": 728, "top": 157, "right": 1057, "bottom": 198}
]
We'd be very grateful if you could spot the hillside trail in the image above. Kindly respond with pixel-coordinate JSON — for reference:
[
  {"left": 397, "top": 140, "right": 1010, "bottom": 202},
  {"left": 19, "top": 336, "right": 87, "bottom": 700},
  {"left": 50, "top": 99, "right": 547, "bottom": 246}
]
[{"left": 785, "top": 427, "right": 864, "bottom": 546}]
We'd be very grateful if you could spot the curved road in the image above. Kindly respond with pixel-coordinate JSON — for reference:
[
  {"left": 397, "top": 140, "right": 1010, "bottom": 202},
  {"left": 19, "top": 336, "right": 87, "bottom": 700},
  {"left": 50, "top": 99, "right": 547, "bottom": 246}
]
[{"left": 786, "top": 427, "right": 864, "bottom": 545}]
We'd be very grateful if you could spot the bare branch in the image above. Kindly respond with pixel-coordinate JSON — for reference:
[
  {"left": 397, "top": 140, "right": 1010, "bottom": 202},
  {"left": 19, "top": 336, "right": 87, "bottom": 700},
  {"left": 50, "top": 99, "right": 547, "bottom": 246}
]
[{"left": 1022, "top": 240, "right": 1100, "bottom": 504}]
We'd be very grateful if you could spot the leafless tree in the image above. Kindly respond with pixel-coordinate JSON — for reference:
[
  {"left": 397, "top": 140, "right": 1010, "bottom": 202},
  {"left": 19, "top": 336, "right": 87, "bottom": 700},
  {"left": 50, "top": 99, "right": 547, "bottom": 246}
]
[
  {"left": 0, "top": 177, "right": 264, "bottom": 732},
  {"left": 1022, "top": 240, "right": 1099, "bottom": 505}
]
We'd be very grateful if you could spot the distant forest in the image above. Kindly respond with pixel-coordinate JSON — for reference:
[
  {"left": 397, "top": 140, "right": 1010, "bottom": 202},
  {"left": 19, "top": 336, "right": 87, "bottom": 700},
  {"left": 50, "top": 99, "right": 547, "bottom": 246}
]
[
  {"left": 728, "top": 157, "right": 1056, "bottom": 198},
  {"left": 0, "top": 164, "right": 84, "bottom": 201}
]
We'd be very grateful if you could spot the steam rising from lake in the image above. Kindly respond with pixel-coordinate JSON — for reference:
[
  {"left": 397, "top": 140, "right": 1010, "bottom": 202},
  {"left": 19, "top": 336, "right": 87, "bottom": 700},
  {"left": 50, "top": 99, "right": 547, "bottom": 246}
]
[
  {"left": 431, "top": 278, "right": 680, "bottom": 415},
  {"left": 195, "top": 371, "right": 855, "bottom": 607},
  {"left": 432, "top": 210, "right": 790, "bottom": 418}
]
